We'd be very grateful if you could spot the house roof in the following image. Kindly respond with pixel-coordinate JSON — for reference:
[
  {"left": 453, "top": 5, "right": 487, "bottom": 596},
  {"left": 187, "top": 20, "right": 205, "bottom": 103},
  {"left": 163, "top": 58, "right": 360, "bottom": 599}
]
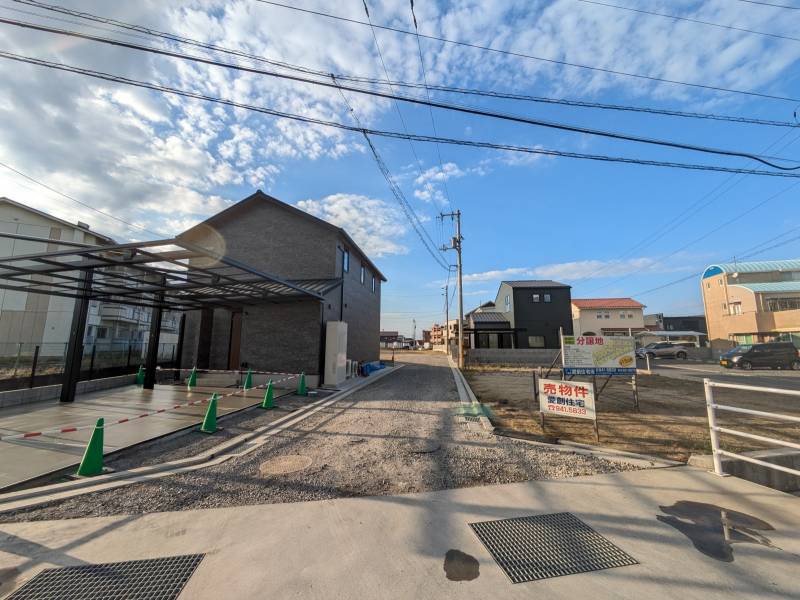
[
  {"left": 0, "top": 197, "right": 115, "bottom": 244},
  {"left": 502, "top": 279, "right": 570, "bottom": 288},
  {"left": 470, "top": 311, "right": 509, "bottom": 323},
  {"left": 180, "top": 190, "right": 387, "bottom": 281},
  {"left": 572, "top": 298, "right": 645, "bottom": 309},
  {"left": 730, "top": 282, "right": 800, "bottom": 294},
  {"left": 636, "top": 330, "right": 706, "bottom": 337},
  {"left": 702, "top": 259, "right": 800, "bottom": 279}
]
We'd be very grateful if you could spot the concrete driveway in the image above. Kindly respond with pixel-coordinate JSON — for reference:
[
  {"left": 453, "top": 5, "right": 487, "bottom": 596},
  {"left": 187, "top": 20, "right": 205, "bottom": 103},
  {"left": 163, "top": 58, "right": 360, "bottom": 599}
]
[{"left": 0, "top": 466, "right": 797, "bottom": 599}]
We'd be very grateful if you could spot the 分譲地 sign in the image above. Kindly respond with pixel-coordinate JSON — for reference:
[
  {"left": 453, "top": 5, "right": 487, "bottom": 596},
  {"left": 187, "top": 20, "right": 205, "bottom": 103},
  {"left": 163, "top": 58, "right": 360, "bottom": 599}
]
[
  {"left": 562, "top": 335, "right": 636, "bottom": 376},
  {"left": 538, "top": 378, "right": 596, "bottom": 420}
]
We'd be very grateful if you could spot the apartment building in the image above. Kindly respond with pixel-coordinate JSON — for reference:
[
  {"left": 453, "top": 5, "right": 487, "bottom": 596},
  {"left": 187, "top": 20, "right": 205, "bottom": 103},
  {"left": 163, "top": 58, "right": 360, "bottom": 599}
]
[{"left": 701, "top": 259, "right": 800, "bottom": 347}]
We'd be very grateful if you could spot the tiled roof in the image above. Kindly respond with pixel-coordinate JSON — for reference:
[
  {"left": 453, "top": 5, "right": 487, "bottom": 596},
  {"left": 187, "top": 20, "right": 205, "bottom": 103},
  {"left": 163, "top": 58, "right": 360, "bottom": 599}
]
[
  {"left": 470, "top": 312, "right": 509, "bottom": 323},
  {"left": 502, "top": 280, "right": 570, "bottom": 288},
  {"left": 572, "top": 298, "right": 645, "bottom": 309},
  {"left": 730, "top": 282, "right": 800, "bottom": 293},
  {"left": 703, "top": 259, "right": 800, "bottom": 278}
]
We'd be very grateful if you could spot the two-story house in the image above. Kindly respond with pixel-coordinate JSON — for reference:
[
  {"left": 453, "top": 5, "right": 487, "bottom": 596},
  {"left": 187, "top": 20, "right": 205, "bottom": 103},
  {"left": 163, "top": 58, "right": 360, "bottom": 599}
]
[
  {"left": 571, "top": 298, "right": 646, "bottom": 337},
  {"left": 701, "top": 259, "right": 800, "bottom": 347},
  {"left": 179, "top": 191, "right": 386, "bottom": 379}
]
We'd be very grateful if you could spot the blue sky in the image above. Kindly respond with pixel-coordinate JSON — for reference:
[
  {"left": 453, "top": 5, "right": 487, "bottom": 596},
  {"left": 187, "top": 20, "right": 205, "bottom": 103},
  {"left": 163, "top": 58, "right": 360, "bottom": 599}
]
[{"left": 1, "top": 0, "right": 800, "bottom": 336}]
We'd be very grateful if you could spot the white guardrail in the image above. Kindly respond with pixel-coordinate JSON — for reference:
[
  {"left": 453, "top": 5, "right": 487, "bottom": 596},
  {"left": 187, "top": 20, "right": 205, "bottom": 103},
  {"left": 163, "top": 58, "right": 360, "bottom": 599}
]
[{"left": 703, "top": 378, "right": 800, "bottom": 478}]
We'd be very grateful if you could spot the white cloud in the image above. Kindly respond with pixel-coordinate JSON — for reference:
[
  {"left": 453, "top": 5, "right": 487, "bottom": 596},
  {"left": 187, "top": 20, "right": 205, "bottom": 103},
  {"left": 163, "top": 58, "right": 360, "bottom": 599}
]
[{"left": 296, "top": 193, "right": 408, "bottom": 257}]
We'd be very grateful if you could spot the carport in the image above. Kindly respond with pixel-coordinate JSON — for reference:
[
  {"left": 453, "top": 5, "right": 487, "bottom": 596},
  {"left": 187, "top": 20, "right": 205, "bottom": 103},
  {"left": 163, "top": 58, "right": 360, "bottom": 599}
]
[{"left": 0, "top": 232, "right": 326, "bottom": 403}]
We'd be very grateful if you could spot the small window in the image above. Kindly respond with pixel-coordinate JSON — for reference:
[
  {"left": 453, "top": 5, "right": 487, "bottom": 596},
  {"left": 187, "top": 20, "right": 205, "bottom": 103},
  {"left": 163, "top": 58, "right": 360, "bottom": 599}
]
[
  {"left": 532, "top": 294, "right": 541, "bottom": 303},
  {"left": 718, "top": 279, "right": 723, "bottom": 286},
  {"left": 706, "top": 282, "right": 710, "bottom": 289},
  {"left": 544, "top": 293, "right": 551, "bottom": 303},
  {"left": 627, "top": 312, "right": 634, "bottom": 319},
  {"left": 722, "top": 303, "right": 727, "bottom": 310},
  {"left": 504, "top": 295, "right": 511, "bottom": 311},
  {"left": 343, "top": 249, "right": 350, "bottom": 273},
  {"left": 528, "top": 335, "right": 545, "bottom": 348},
  {"left": 96, "top": 326, "right": 108, "bottom": 339},
  {"left": 604, "top": 312, "right": 610, "bottom": 319},
  {"left": 360, "top": 265, "right": 365, "bottom": 285},
  {"left": 596, "top": 313, "right": 603, "bottom": 319},
  {"left": 620, "top": 312, "right": 626, "bottom": 319},
  {"left": 371, "top": 275, "right": 376, "bottom": 293}
]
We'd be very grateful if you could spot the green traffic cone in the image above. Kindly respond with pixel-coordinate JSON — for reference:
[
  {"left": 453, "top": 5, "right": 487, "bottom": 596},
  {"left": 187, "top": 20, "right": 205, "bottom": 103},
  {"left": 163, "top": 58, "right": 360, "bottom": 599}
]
[
  {"left": 242, "top": 368, "right": 253, "bottom": 391},
  {"left": 260, "top": 380, "right": 274, "bottom": 409},
  {"left": 200, "top": 393, "right": 218, "bottom": 434},
  {"left": 135, "top": 365, "right": 145, "bottom": 387},
  {"left": 297, "top": 372, "right": 307, "bottom": 396},
  {"left": 187, "top": 366, "right": 197, "bottom": 390},
  {"left": 76, "top": 418, "right": 105, "bottom": 477}
]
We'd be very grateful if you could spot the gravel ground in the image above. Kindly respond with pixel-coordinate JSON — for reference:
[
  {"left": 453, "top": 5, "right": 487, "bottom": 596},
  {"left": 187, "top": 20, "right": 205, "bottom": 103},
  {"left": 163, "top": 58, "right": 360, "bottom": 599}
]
[{"left": 1, "top": 354, "right": 638, "bottom": 522}]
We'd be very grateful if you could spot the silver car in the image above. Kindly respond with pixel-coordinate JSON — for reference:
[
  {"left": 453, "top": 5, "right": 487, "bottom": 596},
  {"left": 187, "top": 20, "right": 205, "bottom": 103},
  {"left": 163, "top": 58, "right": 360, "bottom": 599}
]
[{"left": 636, "top": 341, "right": 689, "bottom": 360}]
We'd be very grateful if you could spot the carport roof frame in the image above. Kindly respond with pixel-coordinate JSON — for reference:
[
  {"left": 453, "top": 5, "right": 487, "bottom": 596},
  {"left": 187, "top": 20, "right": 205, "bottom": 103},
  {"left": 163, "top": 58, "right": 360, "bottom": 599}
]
[{"left": 0, "top": 232, "right": 331, "bottom": 310}]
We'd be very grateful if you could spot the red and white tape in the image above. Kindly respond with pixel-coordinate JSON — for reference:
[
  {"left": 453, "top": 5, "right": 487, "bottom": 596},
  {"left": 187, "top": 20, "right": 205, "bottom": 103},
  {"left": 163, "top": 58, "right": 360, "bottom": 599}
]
[
  {"left": 159, "top": 367, "right": 297, "bottom": 377},
  {"left": 0, "top": 374, "right": 300, "bottom": 443}
]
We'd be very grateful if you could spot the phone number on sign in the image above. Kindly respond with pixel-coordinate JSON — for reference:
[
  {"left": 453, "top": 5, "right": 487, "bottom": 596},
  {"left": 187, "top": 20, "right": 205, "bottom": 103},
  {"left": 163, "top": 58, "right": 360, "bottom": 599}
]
[{"left": 546, "top": 401, "right": 587, "bottom": 416}]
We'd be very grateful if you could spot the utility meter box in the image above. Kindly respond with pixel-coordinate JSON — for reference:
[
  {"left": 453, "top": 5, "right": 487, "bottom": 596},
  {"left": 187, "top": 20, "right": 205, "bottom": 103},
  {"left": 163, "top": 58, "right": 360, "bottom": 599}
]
[{"left": 324, "top": 321, "right": 348, "bottom": 386}]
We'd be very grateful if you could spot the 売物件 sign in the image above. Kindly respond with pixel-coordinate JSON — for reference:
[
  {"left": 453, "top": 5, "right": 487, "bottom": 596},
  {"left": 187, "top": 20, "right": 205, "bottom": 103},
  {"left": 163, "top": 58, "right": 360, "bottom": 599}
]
[
  {"left": 538, "top": 378, "right": 596, "bottom": 420},
  {"left": 562, "top": 335, "right": 636, "bottom": 376}
]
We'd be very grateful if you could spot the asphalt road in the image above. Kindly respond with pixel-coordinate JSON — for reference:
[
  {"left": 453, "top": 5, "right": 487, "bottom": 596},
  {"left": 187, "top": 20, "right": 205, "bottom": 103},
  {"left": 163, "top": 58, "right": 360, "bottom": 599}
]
[{"left": 640, "top": 358, "right": 800, "bottom": 391}]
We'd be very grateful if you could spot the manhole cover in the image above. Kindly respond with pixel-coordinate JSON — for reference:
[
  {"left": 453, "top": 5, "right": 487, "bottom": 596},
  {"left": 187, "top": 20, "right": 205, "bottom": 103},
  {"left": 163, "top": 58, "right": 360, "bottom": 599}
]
[
  {"left": 470, "top": 512, "right": 637, "bottom": 583},
  {"left": 259, "top": 455, "right": 313, "bottom": 476},
  {"left": 7, "top": 554, "right": 204, "bottom": 599}
]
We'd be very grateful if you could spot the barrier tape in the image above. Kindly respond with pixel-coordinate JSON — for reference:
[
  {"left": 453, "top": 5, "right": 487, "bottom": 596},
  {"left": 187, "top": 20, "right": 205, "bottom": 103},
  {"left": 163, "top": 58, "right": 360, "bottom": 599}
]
[
  {"left": 0, "top": 373, "right": 300, "bottom": 443},
  {"left": 157, "top": 367, "right": 297, "bottom": 376}
]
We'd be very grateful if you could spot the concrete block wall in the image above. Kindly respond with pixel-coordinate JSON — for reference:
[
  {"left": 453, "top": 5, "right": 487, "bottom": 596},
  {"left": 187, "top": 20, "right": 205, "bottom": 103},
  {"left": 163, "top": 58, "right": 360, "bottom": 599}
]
[
  {"left": 0, "top": 374, "right": 137, "bottom": 408},
  {"left": 465, "top": 348, "right": 561, "bottom": 366}
]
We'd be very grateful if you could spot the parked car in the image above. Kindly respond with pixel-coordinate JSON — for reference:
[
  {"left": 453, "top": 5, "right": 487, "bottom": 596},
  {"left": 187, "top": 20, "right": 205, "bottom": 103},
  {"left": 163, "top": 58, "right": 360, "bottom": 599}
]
[
  {"left": 719, "top": 342, "right": 800, "bottom": 370},
  {"left": 636, "top": 341, "right": 690, "bottom": 360}
]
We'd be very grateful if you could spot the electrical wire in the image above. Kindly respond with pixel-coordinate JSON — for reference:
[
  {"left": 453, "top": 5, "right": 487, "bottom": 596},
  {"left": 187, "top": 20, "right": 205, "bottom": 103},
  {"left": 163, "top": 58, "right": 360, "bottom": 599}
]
[
  {"left": 251, "top": 0, "right": 800, "bottom": 104},
  {"left": 733, "top": 0, "right": 800, "bottom": 9},
  {"left": 8, "top": 1, "right": 798, "bottom": 128},
  {"left": 3, "top": 17, "right": 798, "bottom": 170},
  {"left": 4, "top": 50, "right": 800, "bottom": 179},
  {"left": 577, "top": 0, "right": 800, "bottom": 44}
]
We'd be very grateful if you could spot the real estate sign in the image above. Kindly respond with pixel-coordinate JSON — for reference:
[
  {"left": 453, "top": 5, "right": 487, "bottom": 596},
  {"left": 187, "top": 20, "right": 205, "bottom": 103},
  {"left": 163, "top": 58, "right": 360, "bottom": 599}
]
[
  {"left": 538, "top": 378, "right": 596, "bottom": 420},
  {"left": 562, "top": 335, "right": 636, "bottom": 376}
]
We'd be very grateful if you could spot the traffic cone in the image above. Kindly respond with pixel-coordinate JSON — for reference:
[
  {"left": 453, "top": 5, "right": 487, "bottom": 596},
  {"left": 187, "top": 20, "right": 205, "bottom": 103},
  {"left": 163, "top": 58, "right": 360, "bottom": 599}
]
[
  {"left": 187, "top": 366, "right": 197, "bottom": 390},
  {"left": 260, "top": 380, "right": 274, "bottom": 409},
  {"left": 297, "top": 372, "right": 307, "bottom": 396},
  {"left": 76, "top": 418, "right": 105, "bottom": 477},
  {"left": 242, "top": 368, "right": 253, "bottom": 391},
  {"left": 135, "top": 365, "right": 145, "bottom": 387},
  {"left": 200, "top": 393, "right": 218, "bottom": 434}
]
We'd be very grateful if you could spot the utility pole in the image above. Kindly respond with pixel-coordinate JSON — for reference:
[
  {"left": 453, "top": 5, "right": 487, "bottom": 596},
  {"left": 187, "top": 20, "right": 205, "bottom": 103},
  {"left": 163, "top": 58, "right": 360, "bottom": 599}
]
[
  {"left": 412, "top": 318, "right": 417, "bottom": 349},
  {"left": 443, "top": 283, "right": 450, "bottom": 350},
  {"left": 440, "top": 210, "right": 464, "bottom": 368}
]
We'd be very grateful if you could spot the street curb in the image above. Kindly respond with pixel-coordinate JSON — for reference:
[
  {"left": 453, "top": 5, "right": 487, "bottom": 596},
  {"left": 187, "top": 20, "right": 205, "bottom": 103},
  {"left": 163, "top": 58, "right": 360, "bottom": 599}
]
[
  {"left": 447, "top": 356, "right": 492, "bottom": 431},
  {"left": 0, "top": 366, "right": 402, "bottom": 514}
]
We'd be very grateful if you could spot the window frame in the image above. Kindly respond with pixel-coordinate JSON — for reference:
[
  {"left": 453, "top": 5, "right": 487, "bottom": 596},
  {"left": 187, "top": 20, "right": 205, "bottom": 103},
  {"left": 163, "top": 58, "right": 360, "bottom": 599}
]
[
  {"left": 543, "top": 293, "right": 551, "bottom": 303},
  {"left": 360, "top": 264, "right": 365, "bottom": 285},
  {"left": 532, "top": 293, "right": 541, "bottom": 303},
  {"left": 343, "top": 249, "right": 350, "bottom": 273},
  {"left": 371, "top": 275, "right": 376, "bottom": 293}
]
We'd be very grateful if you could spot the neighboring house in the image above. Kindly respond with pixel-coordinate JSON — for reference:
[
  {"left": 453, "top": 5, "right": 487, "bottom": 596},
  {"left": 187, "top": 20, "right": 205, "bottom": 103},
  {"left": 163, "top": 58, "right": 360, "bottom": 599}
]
[
  {"left": 701, "top": 259, "right": 800, "bottom": 348},
  {"left": 571, "top": 298, "right": 646, "bottom": 337},
  {"left": 489, "top": 280, "right": 573, "bottom": 349},
  {"left": 0, "top": 197, "right": 113, "bottom": 357},
  {"left": 380, "top": 331, "right": 399, "bottom": 348},
  {"left": 644, "top": 313, "right": 707, "bottom": 334},
  {"left": 422, "top": 330, "right": 431, "bottom": 345},
  {"left": 179, "top": 191, "right": 386, "bottom": 377},
  {"left": 430, "top": 323, "right": 444, "bottom": 345}
]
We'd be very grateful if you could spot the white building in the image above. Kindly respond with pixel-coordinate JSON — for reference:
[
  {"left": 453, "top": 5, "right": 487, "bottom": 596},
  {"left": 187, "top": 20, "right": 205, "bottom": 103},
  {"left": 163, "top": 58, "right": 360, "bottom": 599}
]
[{"left": 571, "top": 298, "right": 646, "bottom": 337}]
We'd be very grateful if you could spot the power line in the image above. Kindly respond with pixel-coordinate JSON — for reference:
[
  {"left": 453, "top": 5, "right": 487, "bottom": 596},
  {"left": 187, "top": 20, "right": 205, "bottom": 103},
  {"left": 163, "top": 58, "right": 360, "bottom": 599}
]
[
  {"left": 9, "top": 1, "right": 799, "bottom": 128},
  {"left": 4, "top": 50, "right": 800, "bottom": 179},
  {"left": 252, "top": 0, "right": 800, "bottom": 104},
  {"left": 577, "top": 0, "right": 800, "bottom": 44},
  {"left": 0, "top": 160, "right": 160, "bottom": 238},
  {"left": 734, "top": 0, "right": 800, "bottom": 9},
  {"left": 3, "top": 17, "right": 798, "bottom": 170}
]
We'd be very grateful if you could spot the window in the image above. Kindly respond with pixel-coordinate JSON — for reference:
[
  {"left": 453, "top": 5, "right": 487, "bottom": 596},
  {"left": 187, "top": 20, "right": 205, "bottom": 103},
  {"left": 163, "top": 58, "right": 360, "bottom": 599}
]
[
  {"left": 371, "top": 275, "right": 376, "bottom": 293},
  {"left": 528, "top": 335, "right": 545, "bottom": 348},
  {"left": 706, "top": 282, "right": 711, "bottom": 289},
  {"left": 620, "top": 312, "right": 626, "bottom": 319},
  {"left": 532, "top": 294, "right": 541, "bottom": 303},
  {"left": 730, "top": 303, "right": 742, "bottom": 315},
  {"left": 596, "top": 312, "right": 603, "bottom": 319},
  {"left": 604, "top": 312, "right": 610, "bottom": 319},
  {"left": 718, "top": 278, "right": 723, "bottom": 286},
  {"left": 722, "top": 303, "right": 727, "bottom": 311},
  {"left": 544, "top": 293, "right": 551, "bottom": 303},
  {"left": 504, "top": 295, "right": 511, "bottom": 311},
  {"left": 360, "top": 265, "right": 365, "bottom": 285},
  {"left": 96, "top": 326, "right": 108, "bottom": 339},
  {"left": 628, "top": 312, "right": 634, "bottom": 319},
  {"left": 342, "top": 249, "right": 350, "bottom": 273}
]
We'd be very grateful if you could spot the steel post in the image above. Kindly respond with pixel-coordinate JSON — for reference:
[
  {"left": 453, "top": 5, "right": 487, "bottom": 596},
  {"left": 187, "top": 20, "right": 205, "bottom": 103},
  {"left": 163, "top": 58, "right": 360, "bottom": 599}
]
[
  {"left": 143, "top": 276, "right": 165, "bottom": 389},
  {"left": 704, "top": 378, "right": 725, "bottom": 476},
  {"left": 60, "top": 269, "right": 92, "bottom": 403}
]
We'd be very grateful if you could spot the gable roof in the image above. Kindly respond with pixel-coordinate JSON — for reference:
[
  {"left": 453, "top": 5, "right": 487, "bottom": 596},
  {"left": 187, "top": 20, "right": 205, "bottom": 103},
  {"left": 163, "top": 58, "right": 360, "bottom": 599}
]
[
  {"left": 0, "top": 197, "right": 115, "bottom": 244},
  {"left": 179, "top": 190, "right": 386, "bottom": 281},
  {"left": 572, "top": 298, "right": 645, "bottom": 309},
  {"left": 703, "top": 259, "right": 800, "bottom": 279},
  {"left": 502, "top": 279, "right": 570, "bottom": 288}
]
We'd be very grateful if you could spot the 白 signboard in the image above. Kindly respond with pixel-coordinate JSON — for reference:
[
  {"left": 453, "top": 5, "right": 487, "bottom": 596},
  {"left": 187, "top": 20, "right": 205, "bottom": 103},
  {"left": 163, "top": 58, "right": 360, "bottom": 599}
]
[
  {"left": 538, "top": 378, "right": 596, "bottom": 420},
  {"left": 562, "top": 335, "right": 636, "bottom": 376}
]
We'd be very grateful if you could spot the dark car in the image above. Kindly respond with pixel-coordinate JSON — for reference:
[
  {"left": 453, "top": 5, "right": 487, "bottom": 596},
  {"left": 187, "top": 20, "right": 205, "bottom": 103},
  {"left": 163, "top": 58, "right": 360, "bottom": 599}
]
[{"left": 719, "top": 342, "right": 800, "bottom": 370}]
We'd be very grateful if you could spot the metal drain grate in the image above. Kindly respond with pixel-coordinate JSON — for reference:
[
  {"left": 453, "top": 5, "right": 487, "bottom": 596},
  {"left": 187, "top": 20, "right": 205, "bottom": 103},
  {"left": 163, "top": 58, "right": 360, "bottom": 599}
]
[
  {"left": 470, "top": 512, "right": 637, "bottom": 583},
  {"left": 8, "top": 554, "right": 204, "bottom": 599},
  {"left": 464, "top": 416, "right": 481, "bottom": 423}
]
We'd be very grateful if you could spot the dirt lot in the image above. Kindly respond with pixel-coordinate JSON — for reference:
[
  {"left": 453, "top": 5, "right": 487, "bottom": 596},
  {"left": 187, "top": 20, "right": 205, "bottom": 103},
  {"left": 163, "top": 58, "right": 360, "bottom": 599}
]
[{"left": 465, "top": 368, "right": 800, "bottom": 462}]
